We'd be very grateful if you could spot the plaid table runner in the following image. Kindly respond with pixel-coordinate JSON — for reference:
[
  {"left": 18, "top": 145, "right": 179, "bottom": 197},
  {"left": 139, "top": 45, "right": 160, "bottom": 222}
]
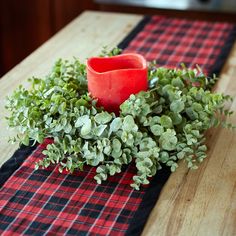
[
  {"left": 0, "top": 140, "right": 170, "bottom": 236},
  {"left": 1, "top": 16, "right": 236, "bottom": 236},
  {"left": 119, "top": 16, "right": 236, "bottom": 76}
]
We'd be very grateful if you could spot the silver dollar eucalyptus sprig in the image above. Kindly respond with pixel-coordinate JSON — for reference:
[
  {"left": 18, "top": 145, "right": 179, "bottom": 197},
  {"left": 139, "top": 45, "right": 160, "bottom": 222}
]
[{"left": 6, "top": 48, "right": 235, "bottom": 190}]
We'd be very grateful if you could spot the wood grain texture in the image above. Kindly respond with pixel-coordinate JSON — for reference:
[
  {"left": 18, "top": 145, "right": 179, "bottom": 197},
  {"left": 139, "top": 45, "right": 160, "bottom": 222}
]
[{"left": 0, "top": 11, "right": 235, "bottom": 236}]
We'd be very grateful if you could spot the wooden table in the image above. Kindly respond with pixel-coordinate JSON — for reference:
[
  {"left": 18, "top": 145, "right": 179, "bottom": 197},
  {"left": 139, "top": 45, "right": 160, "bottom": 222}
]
[{"left": 0, "top": 11, "right": 236, "bottom": 236}]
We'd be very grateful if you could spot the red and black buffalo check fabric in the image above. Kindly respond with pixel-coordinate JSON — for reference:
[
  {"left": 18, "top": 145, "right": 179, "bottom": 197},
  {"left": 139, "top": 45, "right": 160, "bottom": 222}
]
[
  {"left": 1, "top": 16, "right": 236, "bottom": 236},
  {"left": 0, "top": 140, "right": 170, "bottom": 235}
]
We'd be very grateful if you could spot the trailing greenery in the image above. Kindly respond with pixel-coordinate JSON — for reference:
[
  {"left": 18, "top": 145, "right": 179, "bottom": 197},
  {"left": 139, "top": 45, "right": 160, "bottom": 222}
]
[{"left": 5, "top": 49, "right": 235, "bottom": 190}]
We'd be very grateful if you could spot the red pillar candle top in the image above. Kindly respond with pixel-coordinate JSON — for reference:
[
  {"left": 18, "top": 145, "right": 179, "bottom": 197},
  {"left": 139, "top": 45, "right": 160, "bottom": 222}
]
[{"left": 86, "top": 53, "right": 148, "bottom": 114}]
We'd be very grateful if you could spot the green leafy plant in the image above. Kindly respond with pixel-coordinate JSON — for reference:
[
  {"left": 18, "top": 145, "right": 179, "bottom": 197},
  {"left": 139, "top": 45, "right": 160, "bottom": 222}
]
[{"left": 5, "top": 48, "right": 235, "bottom": 190}]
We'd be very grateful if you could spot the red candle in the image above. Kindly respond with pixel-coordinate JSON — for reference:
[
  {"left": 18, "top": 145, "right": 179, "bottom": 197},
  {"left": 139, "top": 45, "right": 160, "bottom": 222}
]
[{"left": 86, "top": 53, "right": 148, "bottom": 114}]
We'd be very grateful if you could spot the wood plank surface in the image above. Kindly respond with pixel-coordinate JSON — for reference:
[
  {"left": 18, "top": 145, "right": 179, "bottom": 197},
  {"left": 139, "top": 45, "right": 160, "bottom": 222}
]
[{"left": 0, "top": 10, "right": 235, "bottom": 236}]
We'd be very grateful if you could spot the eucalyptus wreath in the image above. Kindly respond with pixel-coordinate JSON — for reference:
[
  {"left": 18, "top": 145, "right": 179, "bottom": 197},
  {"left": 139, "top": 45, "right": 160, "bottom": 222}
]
[{"left": 6, "top": 48, "right": 235, "bottom": 190}]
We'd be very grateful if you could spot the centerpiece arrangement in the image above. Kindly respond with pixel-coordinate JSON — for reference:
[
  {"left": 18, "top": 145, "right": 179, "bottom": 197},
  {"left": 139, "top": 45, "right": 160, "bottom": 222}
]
[{"left": 6, "top": 48, "right": 235, "bottom": 190}]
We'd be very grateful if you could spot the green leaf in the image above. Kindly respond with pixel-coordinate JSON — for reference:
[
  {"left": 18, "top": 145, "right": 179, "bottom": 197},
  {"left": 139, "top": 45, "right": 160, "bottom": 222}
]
[
  {"left": 107, "top": 164, "right": 120, "bottom": 175},
  {"left": 169, "top": 112, "right": 182, "bottom": 125},
  {"left": 58, "top": 166, "right": 63, "bottom": 173},
  {"left": 81, "top": 119, "right": 91, "bottom": 136},
  {"left": 130, "top": 183, "right": 140, "bottom": 190},
  {"left": 96, "top": 165, "right": 107, "bottom": 174},
  {"left": 75, "top": 115, "right": 89, "bottom": 127},
  {"left": 192, "top": 102, "right": 202, "bottom": 112},
  {"left": 143, "top": 158, "right": 153, "bottom": 168},
  {"left": 58, "top": 102, "right": 66, "bottom": 114},
  {"left": 93, "top": 125, "right": 107, "bottom": 136},
  {"left": 94, "top": 176, "right": 102, "bottom": 184},
  {"left": 94, "top": 112, "right": 112, "bottom": 124},
  {"left": 171, "top": 77, "right": 184, "bottom": 89},
  {"left": 150, "top": 124, "right": 164, "bottom": 136},
  {"left": 170, "top": 99, "right": 185, "bottom": 113},
  {"left": 177, "top": 151, "right": 185, "bottom": 159},
  {"left": 160, "top": 151, "right": 169, "bottom": 163},
  {"left": 170, "top": 163, "right": 178, "bottom": 172},
  {"left": 185, "top": 107, "right": 198, "bottom": 120},
  {"left": 112, "top": 138, "right": 121, "bottom": 151},
  {"left": 109, "top": 117, "right": 122, "bottom": 133},
  {"left": 22, "top": 135, "right": 30, "bottom": 146},
  {"left": 159, "top": 129, "right": 177, "bottom": 151},
  {"left": 122, "top": 115, "right": 137, "bottom": 132},
  {"left": 136, "top": 151, "right": 150, "bottom": 159},
  {"left": 160, "top": 115, "right": 172, "bottom": 128},
  {"left": 64, "top": 123, "right": 72, "bottom": 133}
]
